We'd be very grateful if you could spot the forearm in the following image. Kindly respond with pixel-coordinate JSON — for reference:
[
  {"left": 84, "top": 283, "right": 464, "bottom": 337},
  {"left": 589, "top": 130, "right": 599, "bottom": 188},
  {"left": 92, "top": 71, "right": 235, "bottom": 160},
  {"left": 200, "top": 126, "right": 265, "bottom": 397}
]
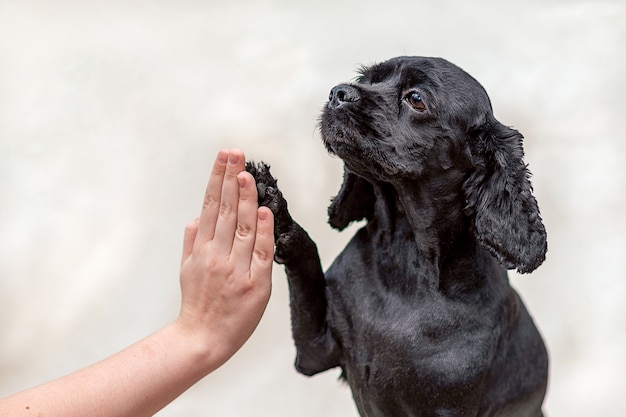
[{"left": 0, "top": 322, "right": 218, "bottom": 417}]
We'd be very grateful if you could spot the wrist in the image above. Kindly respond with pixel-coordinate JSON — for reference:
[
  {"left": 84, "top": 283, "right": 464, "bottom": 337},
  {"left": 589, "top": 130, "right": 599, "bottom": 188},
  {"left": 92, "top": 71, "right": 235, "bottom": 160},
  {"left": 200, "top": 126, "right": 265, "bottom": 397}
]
[{"left": 167, "top": 319, "right": 229, "bottom": 376}]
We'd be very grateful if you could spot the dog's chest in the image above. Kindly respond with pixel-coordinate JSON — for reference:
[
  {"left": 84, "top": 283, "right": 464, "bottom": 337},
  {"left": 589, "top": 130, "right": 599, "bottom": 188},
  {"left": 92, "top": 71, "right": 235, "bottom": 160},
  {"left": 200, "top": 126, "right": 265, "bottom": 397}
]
[{"left": 323, "top": 230, "right": 495, "bottom": 415}]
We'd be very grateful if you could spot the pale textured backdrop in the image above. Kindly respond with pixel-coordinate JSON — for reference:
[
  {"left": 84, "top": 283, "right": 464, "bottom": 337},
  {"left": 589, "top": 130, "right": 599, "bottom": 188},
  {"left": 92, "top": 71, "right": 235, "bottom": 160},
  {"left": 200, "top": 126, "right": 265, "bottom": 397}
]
[{"left": 1, "top": 1, "right": 624, "bottom": 416}]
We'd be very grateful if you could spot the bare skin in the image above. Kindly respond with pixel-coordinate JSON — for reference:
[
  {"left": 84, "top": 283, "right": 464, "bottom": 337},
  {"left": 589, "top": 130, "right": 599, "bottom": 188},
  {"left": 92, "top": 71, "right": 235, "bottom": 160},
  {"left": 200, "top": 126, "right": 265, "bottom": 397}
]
[{"left": 0, "top": 148, "right": 275, "bottom": 417}]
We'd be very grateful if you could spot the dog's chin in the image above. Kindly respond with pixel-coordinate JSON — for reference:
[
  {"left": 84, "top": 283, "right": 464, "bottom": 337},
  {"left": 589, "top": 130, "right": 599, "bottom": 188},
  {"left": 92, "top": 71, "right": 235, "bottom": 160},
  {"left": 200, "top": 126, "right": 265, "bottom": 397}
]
[
  {"left": 320, "top": 123, "right": 358, "bottom": 157},
  {"left": 322, "top": 134, "right": 403, "bottom": 181},
  {"left": 322, "top": 134, "right": 350, "bottom": 157}
]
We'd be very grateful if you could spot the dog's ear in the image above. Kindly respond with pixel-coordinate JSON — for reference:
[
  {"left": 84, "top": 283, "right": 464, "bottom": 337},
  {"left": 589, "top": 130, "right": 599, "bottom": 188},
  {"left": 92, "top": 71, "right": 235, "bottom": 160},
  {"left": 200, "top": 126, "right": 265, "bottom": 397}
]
[
  {"left": 463, "top": 117, "right": 547, "bottom": 273},
  {"left": 328, "top": 166, "right": 375, "bottom": 230}
]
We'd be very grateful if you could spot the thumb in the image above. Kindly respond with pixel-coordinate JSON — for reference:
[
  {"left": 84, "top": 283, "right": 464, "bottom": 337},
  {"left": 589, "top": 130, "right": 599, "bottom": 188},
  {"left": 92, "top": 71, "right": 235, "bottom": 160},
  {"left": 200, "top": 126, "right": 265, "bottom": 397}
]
[{"left": 181, "top": 218, "right": 200, "bottom": 267}]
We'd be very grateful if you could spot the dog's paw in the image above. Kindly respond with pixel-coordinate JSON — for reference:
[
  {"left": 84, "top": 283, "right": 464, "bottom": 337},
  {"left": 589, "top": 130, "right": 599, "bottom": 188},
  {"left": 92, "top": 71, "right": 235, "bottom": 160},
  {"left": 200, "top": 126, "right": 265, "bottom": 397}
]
[
  {"left": 245, "top": 161, "right": 278, "bottom": 206},
  {"left": 247, "top": 161, "right": 319, "bottom": 266},
  {"left": 245, "top": 161, "right": 283, "bottom": 214},
  {"left": 245, "top": 161, "right": 292, "bottom": 244}
]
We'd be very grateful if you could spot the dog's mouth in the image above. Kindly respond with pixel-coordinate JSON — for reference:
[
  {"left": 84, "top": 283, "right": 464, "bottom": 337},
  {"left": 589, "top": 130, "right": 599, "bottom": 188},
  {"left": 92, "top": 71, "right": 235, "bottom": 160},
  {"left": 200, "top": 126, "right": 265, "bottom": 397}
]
[{"left": 320, "top": 113, "right": 402, "bottom": 179}]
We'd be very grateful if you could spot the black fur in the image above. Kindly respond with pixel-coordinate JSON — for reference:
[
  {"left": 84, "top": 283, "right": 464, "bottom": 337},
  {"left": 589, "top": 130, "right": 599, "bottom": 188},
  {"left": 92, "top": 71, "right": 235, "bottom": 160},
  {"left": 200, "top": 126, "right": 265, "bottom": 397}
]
[{"left": 247, "top": 56, "right": 548, "bottom": 417}]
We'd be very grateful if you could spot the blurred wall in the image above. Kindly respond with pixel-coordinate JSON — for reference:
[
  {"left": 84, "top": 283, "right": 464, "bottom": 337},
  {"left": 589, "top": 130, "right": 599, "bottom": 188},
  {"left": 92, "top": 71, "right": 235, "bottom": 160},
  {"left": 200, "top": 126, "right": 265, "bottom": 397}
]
[{"left": 0, "top": 1, "right": 624, "bottom": 415}]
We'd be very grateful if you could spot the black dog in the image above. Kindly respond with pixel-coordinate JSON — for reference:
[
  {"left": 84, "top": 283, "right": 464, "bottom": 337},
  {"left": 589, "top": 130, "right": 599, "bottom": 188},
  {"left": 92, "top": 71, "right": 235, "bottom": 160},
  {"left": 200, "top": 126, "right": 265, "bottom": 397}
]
[{"left": 247, "top": 56, "right": 548, "bottom": 417}]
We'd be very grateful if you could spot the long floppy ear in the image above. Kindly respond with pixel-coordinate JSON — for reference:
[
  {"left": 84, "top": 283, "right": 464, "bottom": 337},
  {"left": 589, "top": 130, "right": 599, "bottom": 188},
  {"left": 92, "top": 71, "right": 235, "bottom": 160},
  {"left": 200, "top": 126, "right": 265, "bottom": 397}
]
[
  {"left": 463, "top": 117, "right": 547, "bottom": 273},
  {"left": 328, "top": 166, "right": 375, "bottom": 230}
]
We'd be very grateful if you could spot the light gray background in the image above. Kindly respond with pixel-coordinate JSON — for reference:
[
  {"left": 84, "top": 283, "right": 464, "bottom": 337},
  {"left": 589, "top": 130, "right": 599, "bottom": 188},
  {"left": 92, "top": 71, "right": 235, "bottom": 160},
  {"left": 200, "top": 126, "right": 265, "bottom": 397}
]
[{"left": 1, "top": 1, "right": 624, "bottom": 415}]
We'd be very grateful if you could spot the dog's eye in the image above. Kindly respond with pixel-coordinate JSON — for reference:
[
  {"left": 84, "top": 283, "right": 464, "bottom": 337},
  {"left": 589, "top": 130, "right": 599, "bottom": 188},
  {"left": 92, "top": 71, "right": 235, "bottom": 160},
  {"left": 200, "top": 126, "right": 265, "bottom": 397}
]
[{"left": 405, "top": 91, "right": 427, "bottom": 112}]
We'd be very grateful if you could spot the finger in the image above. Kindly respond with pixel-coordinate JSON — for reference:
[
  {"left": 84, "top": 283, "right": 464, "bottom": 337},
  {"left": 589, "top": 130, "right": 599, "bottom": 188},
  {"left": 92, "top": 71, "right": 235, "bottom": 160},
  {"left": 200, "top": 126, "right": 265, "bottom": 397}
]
[
  {"left": 213, "top": 148, "right": 246, "bottom": 254},
  {"left": 250, "top": 206, "right": 275, "bottom": 283},
  {"left": 195, "top": 149, "right": 229, "bottom": 244},
  {"left": 181, "top": 218, "right": 199, "bottom": 267},
  {"left": 230, "top": 171, "right": 260, "bottom": 271}
]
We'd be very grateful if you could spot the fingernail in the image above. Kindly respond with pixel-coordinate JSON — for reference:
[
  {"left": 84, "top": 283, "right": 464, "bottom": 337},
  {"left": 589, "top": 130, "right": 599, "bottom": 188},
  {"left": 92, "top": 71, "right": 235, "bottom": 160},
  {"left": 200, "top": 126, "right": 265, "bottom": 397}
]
[
  {"left": 228, "top": 152, "right": 240, "bottom": 165},
  {"left": 217, "top": 150, "right": 228, "bottom": 164}
]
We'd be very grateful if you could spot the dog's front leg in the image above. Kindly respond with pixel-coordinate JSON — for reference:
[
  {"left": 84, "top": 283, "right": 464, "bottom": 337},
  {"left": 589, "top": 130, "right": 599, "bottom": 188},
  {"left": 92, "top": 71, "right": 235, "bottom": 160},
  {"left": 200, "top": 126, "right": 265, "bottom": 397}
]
[{"left": 246, "top": 162, "right": 340, "bottom": 375}]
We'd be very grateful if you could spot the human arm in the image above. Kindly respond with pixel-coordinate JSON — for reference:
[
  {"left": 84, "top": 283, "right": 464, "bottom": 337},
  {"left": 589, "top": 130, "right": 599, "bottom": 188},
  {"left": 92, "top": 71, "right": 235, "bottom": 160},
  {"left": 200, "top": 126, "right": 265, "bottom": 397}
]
[{"left": 0, "top": 148, "right": 274, "bottom": 417}]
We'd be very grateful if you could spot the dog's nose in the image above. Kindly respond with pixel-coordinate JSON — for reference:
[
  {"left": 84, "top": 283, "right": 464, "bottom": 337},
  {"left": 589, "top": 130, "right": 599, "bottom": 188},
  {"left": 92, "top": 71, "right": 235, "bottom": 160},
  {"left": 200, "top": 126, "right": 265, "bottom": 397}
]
[{"left": 328, "top": 84, "right": 360, "bottom": 109}]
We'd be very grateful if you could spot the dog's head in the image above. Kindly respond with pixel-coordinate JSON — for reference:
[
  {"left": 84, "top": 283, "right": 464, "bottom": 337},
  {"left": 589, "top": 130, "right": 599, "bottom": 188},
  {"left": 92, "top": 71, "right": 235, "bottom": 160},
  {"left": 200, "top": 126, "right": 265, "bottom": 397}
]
[{"left": 321, "top": 56, "right": 546, "bottom": 273}]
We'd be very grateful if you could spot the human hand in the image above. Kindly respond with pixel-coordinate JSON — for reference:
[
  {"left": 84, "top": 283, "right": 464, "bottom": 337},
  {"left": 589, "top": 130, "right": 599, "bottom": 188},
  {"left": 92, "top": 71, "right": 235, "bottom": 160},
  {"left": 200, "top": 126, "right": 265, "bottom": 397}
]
[
  {"left": 0, "top": 149, "right": 274, "bottom": 417},
  {"left": 176, "top": 149, "right": 274, "bottom": 369}
]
